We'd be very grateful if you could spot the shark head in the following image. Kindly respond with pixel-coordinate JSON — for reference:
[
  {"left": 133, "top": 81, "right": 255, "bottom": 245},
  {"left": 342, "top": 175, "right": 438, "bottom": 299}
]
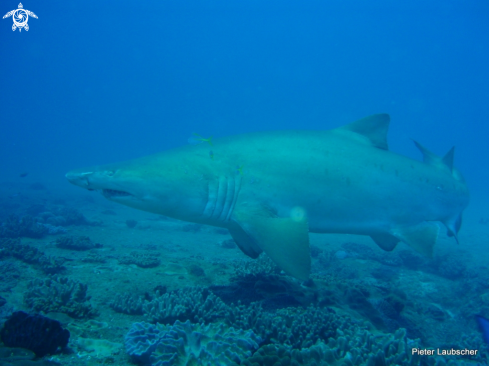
[
  {"left": 66, "top": 166, "right": 141, "bottom": 203},
  {"left": 66, "top": 155, "right": 208, "bottom": 221}
]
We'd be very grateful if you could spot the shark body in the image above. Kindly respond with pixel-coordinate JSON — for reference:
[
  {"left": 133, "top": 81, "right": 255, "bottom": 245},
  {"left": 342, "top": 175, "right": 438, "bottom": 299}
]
[{"left": 66, "top": 114, "right": 469, "bottom": 280}]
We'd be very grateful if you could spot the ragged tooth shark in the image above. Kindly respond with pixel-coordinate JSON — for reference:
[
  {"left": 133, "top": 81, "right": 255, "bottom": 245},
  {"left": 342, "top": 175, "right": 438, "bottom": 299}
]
[{"left": 66, "top": 114, "right": 469, "bottom": 280}]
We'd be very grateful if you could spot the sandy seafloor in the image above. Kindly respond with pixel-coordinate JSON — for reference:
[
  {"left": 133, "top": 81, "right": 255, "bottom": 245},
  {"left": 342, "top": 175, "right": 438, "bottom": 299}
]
[{"left": 0, "top": 180, "right": 488, "bottom": 366}]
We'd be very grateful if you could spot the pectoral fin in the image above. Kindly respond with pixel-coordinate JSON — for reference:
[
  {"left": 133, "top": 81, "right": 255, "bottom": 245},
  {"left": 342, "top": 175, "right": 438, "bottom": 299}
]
[
  {"left": 228, "top": 223, "right": 262, "bottom": 259},
  {"left": 232, "top": 211, "right": 311, "bottom": 281},
  {"left": 392, "top": 222, "right": 440, "bottom": 257}
]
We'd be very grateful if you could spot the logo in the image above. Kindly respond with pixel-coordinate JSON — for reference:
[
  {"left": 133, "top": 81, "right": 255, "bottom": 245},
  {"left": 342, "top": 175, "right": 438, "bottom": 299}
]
[{"left": 3, "top": 3, "right": 37, "bottom": 32}]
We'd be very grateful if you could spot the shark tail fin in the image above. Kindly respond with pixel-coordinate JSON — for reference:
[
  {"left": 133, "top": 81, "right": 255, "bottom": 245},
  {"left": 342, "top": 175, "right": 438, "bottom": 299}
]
[{"left": 444, "top": 212, "right": 463, "bottom": 244}]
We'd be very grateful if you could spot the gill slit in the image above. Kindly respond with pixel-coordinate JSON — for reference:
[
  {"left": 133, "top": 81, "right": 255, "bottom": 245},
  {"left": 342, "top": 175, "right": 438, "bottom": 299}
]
[{"left": 202, "top": 175, "right": 241, "bottom": 222}]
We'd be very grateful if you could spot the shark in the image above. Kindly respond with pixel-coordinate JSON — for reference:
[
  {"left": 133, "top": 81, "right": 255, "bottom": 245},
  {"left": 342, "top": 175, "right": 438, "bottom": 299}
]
[{"left": 66, "top": 114, "right": 470, "bottom": 281}]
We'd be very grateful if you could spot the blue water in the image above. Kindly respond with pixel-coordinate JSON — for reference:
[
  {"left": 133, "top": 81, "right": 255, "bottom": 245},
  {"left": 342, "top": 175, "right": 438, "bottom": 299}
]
[{"left": 1, "top": 0, "right": 488, "bottom": 197}]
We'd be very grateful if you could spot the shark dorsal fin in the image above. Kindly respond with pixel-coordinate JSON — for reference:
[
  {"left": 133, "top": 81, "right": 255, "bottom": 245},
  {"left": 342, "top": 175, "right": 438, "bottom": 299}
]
[
  {"left": 442, "top": 146, "right": 455, "bottom": 172},
  {"left": 413, "top": 140, "right": 455, "bottom": 173},
  {"left": 339, "top": 114, "right": 390, "bottom": 150}
]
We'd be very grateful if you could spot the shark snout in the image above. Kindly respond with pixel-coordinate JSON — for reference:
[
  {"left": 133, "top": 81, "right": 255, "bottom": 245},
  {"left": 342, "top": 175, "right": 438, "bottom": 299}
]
[{"left": 65, "top": 171, "right": 94, "bottom": 189}]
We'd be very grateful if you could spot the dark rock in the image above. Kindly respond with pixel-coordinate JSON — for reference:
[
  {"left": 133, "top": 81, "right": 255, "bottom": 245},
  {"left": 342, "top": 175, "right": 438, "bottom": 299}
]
[
  {"left": 219, "top": 239, "right": 236, "bottom": 249},
  {"left": 126, "top": 219, "right": 137, "bottom": 228},
  {"left": 0, "top": 238, "right": 66, "bottom": 274},
  {"left": 188, "top": 264, "right": 205, "bottom": 277},
  {"left": 0, "top": 311, "right": 70, "bottom": 357},
  {"left": 398, "top": 250, "right": 425, "bottom": 270},
  {"left": 0, "top": 215, "right": 48, "bottom": 239},
  {"left": 119, "top": 251, "right": 160, "bottom": 268},
  {"left": 371, "top": 265, "right": 398, "bottom": 281},
  {"left": 310, "top": 245, "right": 323, "bottom": 258},
  {"left": 55, "top": 236, "right": 102, "bottom": 251},
  {"left": 0, "top": 296, "right": 6, "bottom": 307}
]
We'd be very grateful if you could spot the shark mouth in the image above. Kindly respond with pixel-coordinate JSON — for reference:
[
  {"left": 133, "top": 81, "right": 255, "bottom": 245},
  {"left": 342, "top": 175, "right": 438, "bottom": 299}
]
[{"left": 102, "top": 189, "right": 133, "bottom": 198}]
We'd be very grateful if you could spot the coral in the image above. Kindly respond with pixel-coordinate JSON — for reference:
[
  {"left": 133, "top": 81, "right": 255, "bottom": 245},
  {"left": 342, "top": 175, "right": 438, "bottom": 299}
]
[
  {"left": 0, "top": 238, "right": 66, "bottom": 274},
  {"left": 125, "top": 320, "right": 261, "bottom": 366},
  {"left": 434, "top": 253, "right": 467, "bottom": 280},
  {"left": 81, "top": 252, "right": 107, "bottom": 263},
  {"left": 0, "top": 214, "right": 48, "bottom": 239},
  {"left": 110, "top": 293, "right": 145, "bottom": 315},
  {"left": 243, "top": 328, "right": 421, "bottom": 366},
  {"left": 24, "top": 276, "right": 98, "bottom": 319},
  {"left": 119, "top": 251, "right": 161, "bottom": 268},
  {"left": 55, "top": 235, "right": 102, "bottom": 251},
  {"left": 52, "top": 206, "right": 89, "bottom": 226},
  {"left": 40, "top": 223, "right": 68, "bottom": 235},
  {"left": 223, "top": 273, "right": 312, "bottom": 309},
  {"left": 0, "top": 311, "right": 70, "bottom": 357},
  {"left": 309, "top": 244, "right": 323, "bottom": 258},
  {"left": 0, "top": 260, "right": 21, "bottom": 292},
  {"left": 215, "top": 300, "right": 347, "bottom": 350},
  {"left": 397, "top": 250, "right": 425, "bottom": 270},
  {"left": 143, "top": 287, "right": 229, "bottom": 324},
  {"left": 188, "top": 264, "right": 205, "bottom": 277},
  {"left": 232, "top": 254, "right": 281, "bottom": 279}
]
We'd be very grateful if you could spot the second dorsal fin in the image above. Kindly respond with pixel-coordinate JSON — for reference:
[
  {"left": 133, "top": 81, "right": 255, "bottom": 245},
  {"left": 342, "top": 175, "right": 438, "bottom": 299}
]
[{"left": 413, "top": 140, "right": 455, "bottom": 173}]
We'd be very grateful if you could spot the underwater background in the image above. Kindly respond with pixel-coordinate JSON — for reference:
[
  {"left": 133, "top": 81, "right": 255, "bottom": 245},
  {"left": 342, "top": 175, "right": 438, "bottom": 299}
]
[{"left": 1, "top": 0, "right": 489, "bottom": 365}]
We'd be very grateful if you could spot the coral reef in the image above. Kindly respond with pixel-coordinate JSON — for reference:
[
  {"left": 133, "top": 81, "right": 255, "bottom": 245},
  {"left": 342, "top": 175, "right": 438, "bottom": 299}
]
[
  {"left": 119, "top": 251, "right": 161, "bottom": 268},
  {"left": 40, "top": 223, "right": 68, "bottom": 235},
  {"left": 211, "top": 272, "right": 314, "bottom": 308},
  {"left": 55, "top": 235, "right": 102, "bottom": 251},
  {"left": 37, "top": 206, "right": 100, "bottom": 227},
  {"left": 125, "top": 320, "right": 261, "bottom": 366},
  {"left": 0, "top": 311, "right": 70, "bottom": 357},
  {"left": 433, "top": 253, "right": 467, "bottom": 280},
  {"left": 24, "top": 276, "right": 98, "bottom": 319},
  {"left": 188, "top": 264, "right": 206, "bottom": 277},
  {"left": 49, "top": 206, "right": 89, "bottom": 226},
  {"left": 110, "top": 293, "right": 145, "bottom": 315},
  {"left": 81, "top": 252, "right": 107, "bottom": 263},
  {"left": 0, "top": 260, "right": 21, "bottom": 292},
  {"left": 232, "top": 254, "right": 281, "bottom": 279},
  {"left": 242, "top": 328, "right": 420, "bottom": 366},
  {"left": 143, "top": 287, "right": 228, "bottom": 324},
  {"left": 0, "top": 214, "right": 48, "bottom": 239},
  {"left": 0, "top": 238, "right": 66, "bottom": 274}
]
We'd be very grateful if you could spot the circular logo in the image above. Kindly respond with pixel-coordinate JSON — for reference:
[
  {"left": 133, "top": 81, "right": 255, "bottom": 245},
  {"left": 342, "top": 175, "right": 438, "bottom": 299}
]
[{"left": 13, "top": 9, "right": 28, "bottom": 28}]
